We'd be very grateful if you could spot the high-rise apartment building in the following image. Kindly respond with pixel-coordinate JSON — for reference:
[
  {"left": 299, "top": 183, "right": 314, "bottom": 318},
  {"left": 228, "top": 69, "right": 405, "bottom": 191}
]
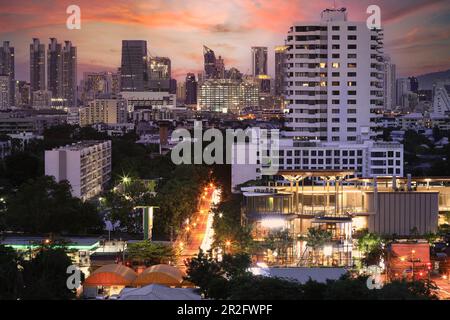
[
  {"left": 409, "top": 76, "right": 419, "bottom": 94},
  {"left": 30, "top": 38, "right": 46, "bottom": 94},
  {"left": 0, "top": 75, "right": 9, "bottom": 110},
  {"left": 45, "top": 140, "right": 112, "bottom": 201},
  {"left": 283, "top": 7, "right": 384, "bottom": 143},
  {"left": 0, "top": 41, "right": 15, "bottom": 106},
  {"left": 120, "top": 40, "right": 148, "bottom": 91},
  {"left": 383, "top": 55, "right": 396, "bottom": 110},
  {"left": 203, "top": 46, "right": 218, "bottom": 80},
  {"left": 275, "top": 45, "right": 288, "bottom": 96},
  {"left": 185, "top": 73, "right": 197, "bottom": 105},
  {"left": 15, "top": 81, "right": 31, "bottom": 107},
  {"left": 47, "top": 39, "right": 77, "bottom": 108},
  {"left": 432, "top": 81, "right": 450, "bottom": 116},
  {"left": 251, "top": 46, "right": 268, "bottom": 77},
  {"left": 79, "top": 99, "right": 127, "bottom": 126},
  {"left": 198, "top": 79, "right": 259, "bottom": 113},
  {"left": 81, "top": 71, "right": 120, "bottom": 103}
]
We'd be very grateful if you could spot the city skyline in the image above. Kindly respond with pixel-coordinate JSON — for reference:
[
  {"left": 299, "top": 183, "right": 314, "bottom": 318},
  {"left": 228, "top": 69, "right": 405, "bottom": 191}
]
[{"left": 0, "top": 0, "right": 449, "bottom": 83}]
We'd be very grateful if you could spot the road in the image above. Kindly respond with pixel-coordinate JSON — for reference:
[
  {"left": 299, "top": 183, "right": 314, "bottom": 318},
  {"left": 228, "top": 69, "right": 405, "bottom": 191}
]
[
  {"left": 433, "top": 275, "right": 450, "bottom": 300},
  {"left": 175, "top": 184, "right": 216, "bottom": 269}
]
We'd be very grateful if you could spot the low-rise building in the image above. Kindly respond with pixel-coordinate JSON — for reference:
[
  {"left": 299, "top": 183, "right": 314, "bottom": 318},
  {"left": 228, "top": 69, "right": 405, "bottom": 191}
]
[{"left": 45, "top": 140, "right": 112, "bottom": 201}]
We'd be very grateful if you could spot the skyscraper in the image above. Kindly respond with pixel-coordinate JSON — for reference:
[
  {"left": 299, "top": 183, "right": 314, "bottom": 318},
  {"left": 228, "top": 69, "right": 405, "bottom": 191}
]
[
  {"left": 185, "top": 73, "right": 197, "bottom": 105},
  {"left": 62, "top": 41, "right": 77, "bottom": 108},
  {"left": 47, "top": 38, "right": 62, "bottom": 99},
  {"left": 203, "top": 45, "right": 217, "bottom": 80},
  {"left": 148, "top": 56, "right": 171, "bottom": 92},
  {"left": 120, "top": 40, "right": 148, "bottom": 91},
  {"left": 215, "top": 56, "right": 225, "bottom": 79},
  {"left": 47, "top": 39, "right": 77, "bottom": 108},
  {"left": 0, "top": 75, "right": 10, "bottom": 110},
  {"left": 274, "top": 45, "right": 288, "bottom": 96},
  {"left": 0, "top": 41, "right": 15, "bottom": 106},
  {"left": 30, "top": 38, "right": 46, "bottom": 93},
  {"left": 251, "top": 46, "right": 268, "bottom": 77},
  {"left": 284, "top": 7, "right": 384, "bottom": 142},
  {"left": 409, "top": 76, "right": 419, "bottom": 94}
]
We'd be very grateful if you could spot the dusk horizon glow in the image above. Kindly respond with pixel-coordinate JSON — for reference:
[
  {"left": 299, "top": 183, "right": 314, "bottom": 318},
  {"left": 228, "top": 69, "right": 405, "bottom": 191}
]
[{"left": 0, "top": 0, "right": 449, "bottom": 83}]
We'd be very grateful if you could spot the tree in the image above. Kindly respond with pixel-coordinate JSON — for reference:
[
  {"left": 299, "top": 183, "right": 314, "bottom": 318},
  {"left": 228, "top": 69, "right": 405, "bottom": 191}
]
[
  {"left": 0, "top": 245, "right": 23, "bottom": 300},
  {"left": 356, "top": 231, "right": 384, "bottom": 267},
  {"left": 21, "top": 245, "right": 80, "bottom": 300},
  {"left": 1, "top": 152, "right": 40, "bottom": 186},
  {"left": 5, "top": 176, "right": 103, "bottom": 234},
  {"left": 126, "top": 241, "right": 177, "bottom": 266}
]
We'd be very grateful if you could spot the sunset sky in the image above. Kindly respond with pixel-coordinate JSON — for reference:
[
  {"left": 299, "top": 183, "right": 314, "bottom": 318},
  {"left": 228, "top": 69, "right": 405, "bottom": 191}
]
[{"left": 1, "top": 0, "right": 449, "bottom": 82}]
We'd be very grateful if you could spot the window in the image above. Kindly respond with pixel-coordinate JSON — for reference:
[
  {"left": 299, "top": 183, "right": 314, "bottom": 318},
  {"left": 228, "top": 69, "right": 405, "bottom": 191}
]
[
  {"left": 348, "top": 44, "right": 357, "bottom": 49},
  {"left": 347, "top": 118, "right": 357, "bottom": 123},
  {"left": 332, "top": 118, "right": 340, "bottom": 123},
  {"left": 332, "top": 127, "right": 340, "bottom": 132},
  {"left": 332, "top": 109, "right": 340, "bottom": 113},
  {"left": 348, "top": 53, "right": 357, "bottom": 59},
  {"left": 348, "top": 81, "right": 356, "bottom": 86},
  {"left": 332, "top": 44, "right": 340, "bottom": 50},
  {"left": 332, "top": 81, "right": 340, "bottom": 86},
  {"left": 348, "top": 72, "right": 357, "bottom": 77},
  {"left": 332, "top": 137, "right": 340, "bottom": 141},
  {"left": 348, "top": 63, "right": 357, "bottom": 68},
  {"left": 348, "top": 26, "right": 357, "bottom": 31},
  {"left": 347, "top": 109, "right": 357, "bottom": 114},
  {"left": 332, "top": 90, "right": 340, "bottom": 95},
  {"left": 332, "top": 62, "right": 340, "bottom": 68},
  {"left": 348, "top": 127, "right": 357, "bottom": 131},
  {"left": 332, "top": 72, "right": 340, "bottom": 77},
  {"left": 332, "top": 35, "right": 340, "bottom": 40},
  {"left": 332, "top": 26, "right": 340, "bottom": 31},
  {"left": 348, "top": 35, "right": 357, "bottom": 40},
  {"left": 348, "top": 90, "right": 357, "bottom": 95},
  {"left": 332, "top": 100, "right": 340, "bottom": 104},
  {"left": 332, "top": 53, "right": 340, "bottom": 58}
]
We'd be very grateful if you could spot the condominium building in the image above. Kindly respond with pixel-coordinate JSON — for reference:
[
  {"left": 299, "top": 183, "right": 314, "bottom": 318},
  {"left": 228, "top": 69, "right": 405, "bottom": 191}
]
[
  {"left": 274, "top": 45, "right": 288, "bottom": 96},
  {"left": 241, "top": 170, "right": 450, "bottom": 266},
  {"left": 45, "top": 141, "right": 112, "bottom": 201},
  {"left": 120, "top": 40, "right": 148, "bottom": 91},
  {"left": 432, "top": 81, "right": 450, "bottom": 116},
  {"left": 383, "top": 55, "right": 396, "bottom": 110},
  {"left": 47, "top": 39, "right": 77, "bottom": 108},
  {"left": 198, "top": 79, "right": 259, "bottom": 113},
  {"left": 79, "top": 99, "right": 127, "bottom": 126},
  {"left": 283, "top": 7, "right": 384, "bottom": 142},
  {"left": 185, "top": 73, "right": 197, "bottom": 105}
]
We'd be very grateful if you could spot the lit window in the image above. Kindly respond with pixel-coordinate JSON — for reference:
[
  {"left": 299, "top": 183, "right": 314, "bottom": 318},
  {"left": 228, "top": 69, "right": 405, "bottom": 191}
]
[
  {"left": 319, "top": 62, "right": 326, "bottom": 68},
  {"left": 320, "top": 81, "right": 326, "bottom": 87},
  {"left": 332, "top": 62, "right": 340, "bottom": 68}
]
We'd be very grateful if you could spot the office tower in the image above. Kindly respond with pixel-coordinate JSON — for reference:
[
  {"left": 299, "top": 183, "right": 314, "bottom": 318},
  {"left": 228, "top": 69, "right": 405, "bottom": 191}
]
[
  {"left": 120, "top": 40, "right": 148, "bottom": 91},
  {"left": 0, "top": 75, "right": 9, "bottom": 109},
  {"left": 0, "top": 41, "right": 15, "bottom": 106},
  {"left": 283, "top": 7, "right": 384, "bottom": 142},
  {"left": 409, "top": 76, "right": 419, "bottom": 94},
  {"left": 15, "top": 81, "right": 31, "bottom": 107},
  {"left": 47, "top": 38, "right": 63, "bottom": 99},
  {"left": 148, "top": 56, "right": 171, "bottom": 80},
  {"left": 30, "top": 38, "right": 46, "bottom": 94},
  {"left": 251, "top": 46, "right": 268, "bottom": 77},
  {"left": 185, "top": 73, "right": 197, "bottom": 105},
  {"left": 176, "top": 81, "right": 186, "bottom": 104},
  {"left": 45, "top": 141, "right": 112, "bottom": 201},
  {"left": 81, "top": 71, "right": 120, "bottom": 103},
  {"left": 383, "top": 55, "right": 396, "bottom": 110},
  {"left": 62, "top": 41, "right": 77, "bottom": 108},
  {"left": 198, "top": 79, "right": 259, "bottom": 113},
  {"left": 203, "top": 45, "right": 217, "bottom": 80},
  {"left": 79, "top": 99, "right": 127, "bottom": 126},
  {"left": 274, "top": 45, "right": 288, "bottom": 96}
]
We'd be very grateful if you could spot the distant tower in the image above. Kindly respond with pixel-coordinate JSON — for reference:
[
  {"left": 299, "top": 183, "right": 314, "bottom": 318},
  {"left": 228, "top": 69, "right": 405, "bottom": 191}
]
[
  {"left": 251, "top": 47, "right": 268, "bottom": 77},
  {"left": 121, "top": 40, "right": 148, "bottom": 91},
  {"left": 0, "top": 41, "right": 15, "bottom": 106},
  {"left": 185, "top": 73, "right": 197, "bottom": 105},
  {"left": 62, "top": 41, "right": 77, "bottom": 108},
  {"left": 47, "top": 38, "right": 63, "bottom": 99},
  {"left": 203, "top": 45, "right": 217, "bottom": 80},
  {"left": 274, "top": 46, "right": 288, "bottom": 96}
]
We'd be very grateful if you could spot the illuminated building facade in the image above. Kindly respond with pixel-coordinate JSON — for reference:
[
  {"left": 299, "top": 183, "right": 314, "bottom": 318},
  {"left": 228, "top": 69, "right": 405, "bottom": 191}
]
[{"left": 241, "top": 170, "right": 450, "bottom": 267}]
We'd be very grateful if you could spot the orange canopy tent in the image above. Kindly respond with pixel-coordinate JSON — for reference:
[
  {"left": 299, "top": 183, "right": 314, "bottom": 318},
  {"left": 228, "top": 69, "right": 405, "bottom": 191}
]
[
  {"left": 84, "top": 264, "right": 137, "bottom": 287},
  {"left": 133, "top": 264, "right": 185, "bottom": 287}
]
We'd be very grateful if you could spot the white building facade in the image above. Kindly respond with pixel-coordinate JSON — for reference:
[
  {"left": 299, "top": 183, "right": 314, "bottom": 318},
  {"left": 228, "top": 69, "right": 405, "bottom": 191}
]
[{"left": 45, "top": 140, "right": 112, "bottom": 201}]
